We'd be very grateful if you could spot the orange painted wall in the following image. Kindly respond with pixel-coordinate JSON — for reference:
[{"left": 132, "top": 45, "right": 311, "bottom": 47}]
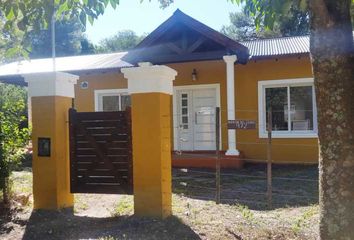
[
  {"left": 235, "top": 56, "right": 318, "bottom": 163},
  {"left": 31, "top": 96, "right": 73, "bottom": 209},
  {"left": 131, "top": 93, "right": 172, "bottom": 218},
  {"left": 74, "top": 71, "right": 127, "bottom": 112},
  {"left": 74, "top": 56, "right": 319, "bottom": 164}
]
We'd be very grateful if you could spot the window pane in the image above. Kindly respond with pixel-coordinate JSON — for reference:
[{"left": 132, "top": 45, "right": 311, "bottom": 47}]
[
  {"left": 121, "top": 95, "right": 131, "bottom": 111},
  {"left": 290, "top": 86, "right": 313, "bottom": 130},
  {"left": 181, "top": 94, "right": 189, "bottom": 129},
  {"left": 102, "top": 96, "right": 120, "bottom": 111},
  {"left": 266, "top": 87, "right": 288, "bottom": 131}
]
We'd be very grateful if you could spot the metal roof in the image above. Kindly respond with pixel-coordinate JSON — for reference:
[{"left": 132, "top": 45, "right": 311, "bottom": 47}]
[
  {"left": 242, "top": 35, "right": 310, "bottom": 58},
  {"left": 0, "top": 36, "right": 310, "bottom": 80},
  {"left": 0, "top": 52, "right": 132, "bottom": 77}
]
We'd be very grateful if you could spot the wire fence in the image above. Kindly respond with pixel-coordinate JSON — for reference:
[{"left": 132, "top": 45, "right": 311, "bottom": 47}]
[
  {"left": 170, "top": 107, "right": 319, "bottom": 209},
  {"left": 172, "top": 165, "right": 318, "bottom": 209}
]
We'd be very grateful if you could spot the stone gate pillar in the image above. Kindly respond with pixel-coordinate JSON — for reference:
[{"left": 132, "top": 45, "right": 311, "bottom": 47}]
[
  {"left": 24, "top": 72, "right": 79, "bottom": 210},
  {"left": 122, "top": 62, "right": 177, "bottom": 218}
]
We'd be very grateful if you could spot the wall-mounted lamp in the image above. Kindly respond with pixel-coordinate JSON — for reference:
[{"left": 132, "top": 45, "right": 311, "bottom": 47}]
[{"left": 191, "top": 68, "right": 198, "bottom": 81}]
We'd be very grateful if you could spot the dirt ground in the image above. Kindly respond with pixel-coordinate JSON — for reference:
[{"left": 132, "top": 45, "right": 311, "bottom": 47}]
[{"left": 0, "top": 165, "right": 319, "bottom": 240}]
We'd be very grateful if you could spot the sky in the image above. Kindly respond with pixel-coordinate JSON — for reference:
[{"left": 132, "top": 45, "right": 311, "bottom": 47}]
[{"left": 85, "top": 0, "right": 242, "bottom": 44}]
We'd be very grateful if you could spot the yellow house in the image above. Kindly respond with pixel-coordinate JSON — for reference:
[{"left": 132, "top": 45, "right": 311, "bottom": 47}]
[{"left": 0, "top": 10, "right": 318, "bottom": 167}]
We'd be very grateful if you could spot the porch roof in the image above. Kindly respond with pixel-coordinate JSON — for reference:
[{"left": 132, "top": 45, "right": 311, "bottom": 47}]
[{"left": 122, "top": 9, "right": 250, "bottom": 65}]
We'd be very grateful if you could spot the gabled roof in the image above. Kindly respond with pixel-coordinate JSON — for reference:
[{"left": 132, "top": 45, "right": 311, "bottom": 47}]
[
  {"left": 242, "top": 36, "right": 309, "bottom": 59},
  {"left": 122, "top": 9, "right": 250, "bottom": 64}
]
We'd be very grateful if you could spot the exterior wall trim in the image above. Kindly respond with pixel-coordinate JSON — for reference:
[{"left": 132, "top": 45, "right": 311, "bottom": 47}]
[
  {"left": 23, "top": 72, "right": 78, "bottom": 98},
  {"left": 173, "top": 83, "right": 221, "bottom": 151},
  {"left": 257, "top": 77, "right": 318, "bottom": 138},
  {"left": 121, "top": 63, "right": 177, "bottom": 95}
]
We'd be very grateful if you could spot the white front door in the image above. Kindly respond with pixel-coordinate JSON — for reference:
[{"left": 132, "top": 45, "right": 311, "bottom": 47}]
[{"left": 175, "top": 86, "right": 218, "bottom": 151}]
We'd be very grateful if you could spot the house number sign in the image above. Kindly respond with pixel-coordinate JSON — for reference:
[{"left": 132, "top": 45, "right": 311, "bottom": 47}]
[{"left": 228, "top": 120, "right": 256, "bottom": 129}]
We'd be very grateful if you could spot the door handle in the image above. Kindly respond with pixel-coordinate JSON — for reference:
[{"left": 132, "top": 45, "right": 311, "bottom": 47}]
[{"left": 195, "top": 112, "right": 197, "bottom": 124}]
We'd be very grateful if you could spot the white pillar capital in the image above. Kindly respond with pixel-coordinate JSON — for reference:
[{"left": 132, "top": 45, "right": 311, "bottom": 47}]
[
  {"left": 223, "top": 55, "right": 237, "bottom": 64},
  {"left": 23, "top": 72, "right": 78, "bottom": 98},
  {"left": 121, "top": 63, "right": 177, "bottom": 95}
]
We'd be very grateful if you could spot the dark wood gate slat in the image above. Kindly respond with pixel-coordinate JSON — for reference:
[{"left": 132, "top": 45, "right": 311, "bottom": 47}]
[
  {"left": 69, "top": 108, "right": 133, "bottom": 194},
  {"left": 69, "top": 108, "right": 78, "bottom": 193}
]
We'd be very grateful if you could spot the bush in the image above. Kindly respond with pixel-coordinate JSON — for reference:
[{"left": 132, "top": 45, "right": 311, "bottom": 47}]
[{"left": 0, "top": 83, "right": 30, "bottom": 204}]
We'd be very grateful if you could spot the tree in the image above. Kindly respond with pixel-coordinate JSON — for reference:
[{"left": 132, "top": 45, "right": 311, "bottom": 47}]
[
  {"left": 28, "top": 17, "right": 87, "bottom": 58},
  {"left": 96, "top": 30, "right": 145, "bottom": 53},
  {"left": 242, "top": 1, "right": 353, "bottom": 239},
  {"left": 276, "top": 6, "right": 310, "bottom": 37},
  {"left": 0, "top": 15, "right": 25, "bottom": 62},
  {"left": 230, "top": 1, "right": 353, "bottom": 239},
  {"left": 221, "top": 11, "right": 281, "bottom": 41},
  {"left": 0, "top": 0, "right": 122, "bottom": 57},
  {"left": 221, "top": 6, "right": 309, "bottom": 41},
  {"left": 0, "top": 84, "right": 29, "bottom": 204},
  {"left": 0, "top": 0, "right": 121, "bottom": 205},
  {"left": 80, "top": 38, "right": 96, "bottom": 55}
]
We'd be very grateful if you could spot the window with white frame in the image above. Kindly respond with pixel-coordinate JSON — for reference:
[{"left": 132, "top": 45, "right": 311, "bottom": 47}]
[
  {"left": 258, "top": 78, "right": 317, "bottom": 138},
  {"left": 95, "top": 89, "right": 131, "bottom": 112}
]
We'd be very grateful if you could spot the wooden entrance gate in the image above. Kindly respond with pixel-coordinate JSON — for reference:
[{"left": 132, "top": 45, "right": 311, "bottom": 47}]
[{"left": 69, "top": 108, "right": 133, "bottom": 194}]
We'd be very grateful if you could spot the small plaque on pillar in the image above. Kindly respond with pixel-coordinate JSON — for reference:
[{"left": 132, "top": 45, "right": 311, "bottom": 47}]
[
  {"left": 228, "top": 120, "right": 256, "bottom": 129},
  {"left": 38, "top": 138, "right": 51, "bottom": 157}
]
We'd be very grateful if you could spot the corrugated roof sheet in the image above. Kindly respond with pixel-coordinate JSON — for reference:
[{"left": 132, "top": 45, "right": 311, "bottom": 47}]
[
  {"left": 3, "top": 33, "right": 352, "bottom": 80},
  {"left": 0, "top": 52, "right": 132, "bottom": 77},
  {"left": 242, "top": 35, "right": 310, "bottom": 58}
]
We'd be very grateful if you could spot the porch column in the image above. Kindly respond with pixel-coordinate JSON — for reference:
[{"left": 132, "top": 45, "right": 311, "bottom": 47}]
[
  {"left": 122, "top": 62, "right": 177, "bottom": 218},
  {"left": 223, "top": 55, "right": 239, "bottom": 156},
  {"left": 24, "top": 72, "right": 79, "bottom": 210}
]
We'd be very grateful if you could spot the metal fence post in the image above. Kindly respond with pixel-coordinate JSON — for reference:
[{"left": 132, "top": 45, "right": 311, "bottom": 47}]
[
  {"left": 267, "top": 108, "right": 273, "bottom": 209},
  {"left": 215, "top": 107, "right": 221, "bottom": 204}
]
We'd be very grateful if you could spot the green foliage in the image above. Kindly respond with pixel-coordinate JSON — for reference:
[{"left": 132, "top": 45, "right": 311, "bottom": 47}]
[
  {"left": 221, "top": 5, "right": 309, "bottom": 41},
  {"left": 276, "top": 6, "right": 310, "bottom": 36},
  {"left": 235, "top": 204, "right": 255, "bottom": 223},
  {"left": 221, "top": 12, "right": 281, "bottom": 41},
  {"left": 227, "top": 0, "right": 354, "bottom": 31},
  {"left": 0, "top": 15, "right": 27, "bottom": 62},
  {"left": 96, "top": 30, "right": 146, "bottom": 53},
  {"left": 28, "top": 17, "right": 92, "bottom": 58},
  {"left": 0, "top": 0, "right": 121, "bottom": 59},
  {"left": 111, "top": 196, "right": 133, "bottom": 216},
  {"left": 81, "top": 38, "right": 96, "bottom": 55},
  {"left": 0, "top": 84, "right": 30, "bottom": 196}
]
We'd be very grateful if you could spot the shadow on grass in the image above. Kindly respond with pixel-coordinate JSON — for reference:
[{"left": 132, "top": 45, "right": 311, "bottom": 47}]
[
  {"left": 22, "top": 209, "right": 200, "bottom": 240},
  {"left": 172, "top": 163, "right": 319, "bottom": 210}
]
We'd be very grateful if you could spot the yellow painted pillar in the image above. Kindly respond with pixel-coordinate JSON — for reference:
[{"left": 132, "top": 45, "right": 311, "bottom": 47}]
[
  {"left": 24, "top": 72, "right": 79, "bottom": 210},
  {"left": 122, "top": 62, "right": 177, "bottom": 218}
]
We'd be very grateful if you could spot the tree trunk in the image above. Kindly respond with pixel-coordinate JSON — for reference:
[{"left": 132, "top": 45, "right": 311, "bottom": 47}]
[
  {"left": 2, "top": 177, "right": 9, "bottom": 204},
  {"left": 309, "top": 0, "right": 354, "bottom": 239}
]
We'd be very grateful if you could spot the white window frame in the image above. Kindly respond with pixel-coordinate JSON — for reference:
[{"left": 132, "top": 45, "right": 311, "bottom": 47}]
[
  {"left": 94, "top": 89, "right": 129, "bottom": 112},
  {"left": 258, "top": 78, "right": 318, "bottom": 138}
]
